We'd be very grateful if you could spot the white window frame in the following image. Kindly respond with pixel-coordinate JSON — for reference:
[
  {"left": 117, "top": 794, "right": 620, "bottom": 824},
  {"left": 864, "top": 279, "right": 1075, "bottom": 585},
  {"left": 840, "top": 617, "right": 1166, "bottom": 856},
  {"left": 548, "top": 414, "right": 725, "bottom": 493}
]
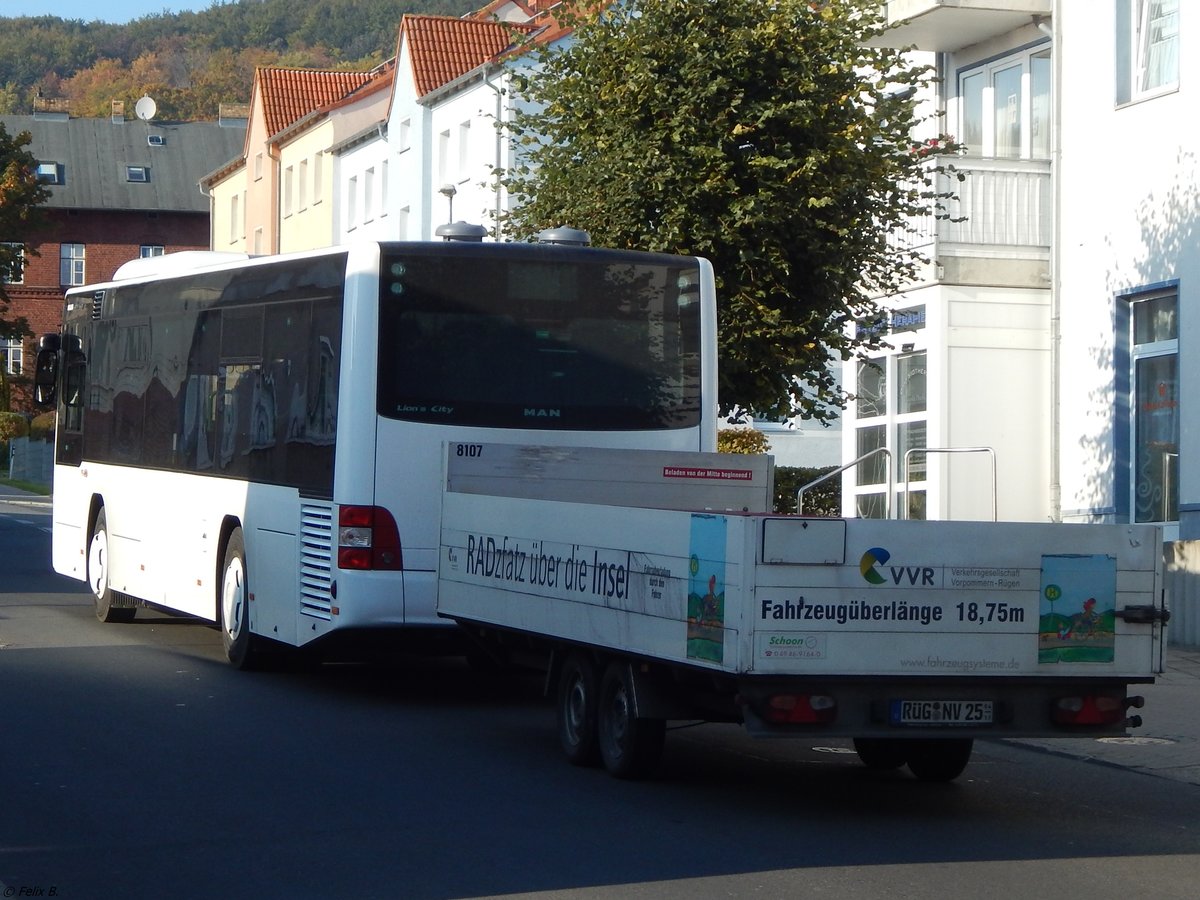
[
  {"left": 957, "top": 44, "right": 1052, "bottom": 159},
  {"left": 438, "top": 130, "right": 450, "bottom": 185},
  {"left": 1118, "top": 0, "right": 1180, "bottom": 104},
  {"left": 380, "top": 160, "right": 389, "bottom": 219},
  {"left": 1127, "top": 288, "right": 1179, "bottom": 528},
  {"left": 140, "top": 245, "right": 165, "bottom": 258},
  {"left": 458, "top": 121, "right": 471, "bottom": 182},
  {"left": 1, "top": 337, "right": 22, "bottom": 376},
  {"left": 283, "top": 165, "right": 294, "bottom": 218},
  {"left": 60, "top": 243, "right": 86, "bottom": 286},
  {"left": 364, "top": 167, "right": 375, "bottom": 223},
  {"left": 347, "top": 175, "right": 358, "bottom": 231},
  {"left": 1, "top": 242, "right": 24, "bottom": 284},
  {"left": 36, "top": 161, "right": 62, "bottom": 184},
  {"left": 850, "top": 345, "right": 929, "bottom": 520}
]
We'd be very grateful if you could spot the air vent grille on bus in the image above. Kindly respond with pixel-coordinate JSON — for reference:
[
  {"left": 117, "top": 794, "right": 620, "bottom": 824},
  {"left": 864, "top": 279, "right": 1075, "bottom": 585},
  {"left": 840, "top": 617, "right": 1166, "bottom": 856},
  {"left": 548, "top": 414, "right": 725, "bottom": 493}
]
[
  {"left": 300, "top": 502, "right": 334, "bottom": 620},
  {"left": 91, "top": 291, "right": 104, "bottom": 319}
]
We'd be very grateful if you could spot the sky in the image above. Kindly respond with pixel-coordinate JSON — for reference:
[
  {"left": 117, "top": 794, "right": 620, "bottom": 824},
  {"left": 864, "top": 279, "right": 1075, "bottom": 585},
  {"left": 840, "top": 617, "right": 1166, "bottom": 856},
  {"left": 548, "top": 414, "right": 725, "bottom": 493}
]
[{"left": 2, "top": 1, "right": 219, "bottom": 23}]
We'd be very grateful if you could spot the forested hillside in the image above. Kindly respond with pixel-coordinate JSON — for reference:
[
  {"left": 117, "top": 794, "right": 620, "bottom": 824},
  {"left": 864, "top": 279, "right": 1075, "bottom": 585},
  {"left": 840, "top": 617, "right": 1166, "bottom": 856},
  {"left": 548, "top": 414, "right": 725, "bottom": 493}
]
[{"left": 0, "top": 0, "right": 478, "bottom": 120}]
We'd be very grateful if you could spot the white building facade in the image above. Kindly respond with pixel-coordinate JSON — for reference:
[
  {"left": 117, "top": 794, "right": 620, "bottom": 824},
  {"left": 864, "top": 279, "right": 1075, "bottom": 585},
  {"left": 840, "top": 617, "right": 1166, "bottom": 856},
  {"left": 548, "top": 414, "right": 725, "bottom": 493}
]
[
  {"left": 1055, "top": 1, "right": 1186, "bottom": 543},
  {"left": 335, "top": 10, "right": 560, "bottom": 245},
  {"left": 845, "top": 0, "right": 1184, "bottom": 535}
]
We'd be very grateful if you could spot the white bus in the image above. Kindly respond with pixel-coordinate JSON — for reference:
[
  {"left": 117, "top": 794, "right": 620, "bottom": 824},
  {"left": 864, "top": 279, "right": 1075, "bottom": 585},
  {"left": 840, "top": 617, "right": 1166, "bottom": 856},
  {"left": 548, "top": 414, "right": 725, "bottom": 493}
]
[{"left": 34, "top": 239, "right": 718, "bottom": 667}]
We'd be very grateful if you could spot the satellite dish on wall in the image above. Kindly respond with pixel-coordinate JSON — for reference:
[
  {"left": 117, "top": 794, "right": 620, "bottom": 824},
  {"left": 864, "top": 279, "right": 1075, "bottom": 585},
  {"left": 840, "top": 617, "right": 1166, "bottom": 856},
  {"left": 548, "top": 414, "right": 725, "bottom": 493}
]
[{"left": 135, "top": 95, "right": 157, "bottom": 122}]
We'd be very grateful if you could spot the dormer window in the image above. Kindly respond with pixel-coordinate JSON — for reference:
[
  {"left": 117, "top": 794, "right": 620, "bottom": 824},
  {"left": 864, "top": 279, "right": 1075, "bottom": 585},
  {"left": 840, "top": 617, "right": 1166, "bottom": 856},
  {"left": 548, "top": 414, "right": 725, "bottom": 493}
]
[
  {"left": 126, "top": 165, "right": 149, "bottom": 183},
  {"left": 36, "top": 161, "right": 62, "bottom": 184}
]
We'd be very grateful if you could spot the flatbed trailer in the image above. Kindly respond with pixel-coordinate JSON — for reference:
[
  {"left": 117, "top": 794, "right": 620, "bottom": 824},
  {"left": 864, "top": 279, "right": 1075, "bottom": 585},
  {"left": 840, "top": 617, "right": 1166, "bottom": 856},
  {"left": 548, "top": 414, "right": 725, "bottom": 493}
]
[{"left": 436, "top": 443, "right": 1167, "bottom": 782}]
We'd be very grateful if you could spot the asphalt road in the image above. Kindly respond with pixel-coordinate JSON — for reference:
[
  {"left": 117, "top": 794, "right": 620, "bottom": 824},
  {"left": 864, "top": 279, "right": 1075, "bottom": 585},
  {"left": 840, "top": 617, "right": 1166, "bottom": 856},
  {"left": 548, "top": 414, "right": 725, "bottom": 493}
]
[{"left": 2, "top": 495, "right": 1200, "bottom": 900}]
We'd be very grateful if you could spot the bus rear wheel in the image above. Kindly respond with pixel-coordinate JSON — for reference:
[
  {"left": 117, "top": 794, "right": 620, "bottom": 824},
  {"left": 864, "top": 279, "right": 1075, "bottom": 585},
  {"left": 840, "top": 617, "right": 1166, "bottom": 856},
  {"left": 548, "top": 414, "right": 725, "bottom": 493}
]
[
  {"left": 220, "top": 527, "right": 261, "bottom": 670},
  {"left": 89, "top": 509, "right": 134, "bottom": 624}
]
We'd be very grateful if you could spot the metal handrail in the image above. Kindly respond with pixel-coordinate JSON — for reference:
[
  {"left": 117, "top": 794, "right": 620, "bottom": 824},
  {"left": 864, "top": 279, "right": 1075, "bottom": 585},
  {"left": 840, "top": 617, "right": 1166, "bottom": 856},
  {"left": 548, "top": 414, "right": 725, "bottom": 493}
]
[
  {"left": 797, "top": 447, "right": 892, "bottom": 518},
  {"left": 902, "top": 446, "right": 997, "bottom": 521}
]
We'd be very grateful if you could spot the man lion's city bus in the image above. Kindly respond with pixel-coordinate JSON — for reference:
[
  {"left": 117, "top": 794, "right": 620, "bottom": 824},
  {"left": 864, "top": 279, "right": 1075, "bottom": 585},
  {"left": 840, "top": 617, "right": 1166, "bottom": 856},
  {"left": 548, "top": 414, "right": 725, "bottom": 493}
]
[{"left": 34, "top": 237, "right": 717, "bottom": 667}]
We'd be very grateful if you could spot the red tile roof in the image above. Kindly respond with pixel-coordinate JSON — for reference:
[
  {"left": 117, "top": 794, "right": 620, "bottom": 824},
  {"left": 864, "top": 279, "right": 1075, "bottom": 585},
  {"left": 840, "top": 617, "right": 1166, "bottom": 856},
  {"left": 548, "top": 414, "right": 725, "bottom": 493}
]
[
  {"left": 256, "top": 67, "right": 375, "bottom": 136},
  {"left": 324, "top": 62, "right": 396, "bottom": 115},
  {"left": 401, "top": 14, "right": 538, "bottom": 97}
]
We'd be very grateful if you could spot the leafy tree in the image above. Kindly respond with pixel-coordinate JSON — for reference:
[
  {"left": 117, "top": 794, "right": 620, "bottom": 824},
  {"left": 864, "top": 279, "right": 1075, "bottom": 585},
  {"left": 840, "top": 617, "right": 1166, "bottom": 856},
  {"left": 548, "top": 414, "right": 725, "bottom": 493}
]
[
  {"left": 717, "top": 427, "right": 770, "bottom": 456},
  {"left": 0, "top": 82, "right": 20, "bottom": 114},
  {"left": 0, "top": 121, "right": 51, "bottom": 408},
  {"left": 0, "top": 1, "right": 479, "bottom": 115},
  {"left": 61, "top": 57, "right": 137, "bottom": 116},
  {"left": 502, "top": 0, "right": 960, "bottom": 421}
]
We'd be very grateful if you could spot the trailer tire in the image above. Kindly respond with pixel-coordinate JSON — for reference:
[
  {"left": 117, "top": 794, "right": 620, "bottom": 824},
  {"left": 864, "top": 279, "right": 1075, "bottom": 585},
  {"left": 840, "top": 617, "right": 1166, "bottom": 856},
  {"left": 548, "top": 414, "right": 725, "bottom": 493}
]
[
  {"left": 905, "top": 738, "right": 973, "bottom": 782},
  {"left": 557, "top": 653, "right": 601, "bottom": 767},
  {"left": 597, "top": 661, "right": 665, "bottom": 780},
  {"left": 853, "top": 738, "right": 908, "bottom": 771},
  {"left": 89, "top": 509, "right": 134, "bottom": 623}
]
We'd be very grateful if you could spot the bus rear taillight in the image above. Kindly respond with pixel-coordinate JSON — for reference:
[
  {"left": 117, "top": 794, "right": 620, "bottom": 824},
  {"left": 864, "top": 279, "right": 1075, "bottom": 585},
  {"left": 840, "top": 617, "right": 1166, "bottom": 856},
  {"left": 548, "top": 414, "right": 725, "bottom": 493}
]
[{"left": 337, "top": 506, "right": 403, "bottom": 570}]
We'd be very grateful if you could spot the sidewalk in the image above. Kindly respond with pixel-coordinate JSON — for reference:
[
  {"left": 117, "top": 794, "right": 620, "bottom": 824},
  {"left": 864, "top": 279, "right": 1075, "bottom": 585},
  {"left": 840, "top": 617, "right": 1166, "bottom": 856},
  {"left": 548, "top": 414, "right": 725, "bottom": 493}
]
[
  {"left": 0, "top": 483, "right": 51, "bottom": 507},
  {"left": 1010, "top": 645, "right": 1200, "bottom": 786}
]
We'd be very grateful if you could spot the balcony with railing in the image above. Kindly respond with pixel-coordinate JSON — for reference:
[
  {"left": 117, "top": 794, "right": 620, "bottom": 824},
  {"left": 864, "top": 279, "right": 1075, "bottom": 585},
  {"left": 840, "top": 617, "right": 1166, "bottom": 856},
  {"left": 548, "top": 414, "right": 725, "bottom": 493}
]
[{"left": 892, "top": 156, "right": 1051, "bottom": 266}]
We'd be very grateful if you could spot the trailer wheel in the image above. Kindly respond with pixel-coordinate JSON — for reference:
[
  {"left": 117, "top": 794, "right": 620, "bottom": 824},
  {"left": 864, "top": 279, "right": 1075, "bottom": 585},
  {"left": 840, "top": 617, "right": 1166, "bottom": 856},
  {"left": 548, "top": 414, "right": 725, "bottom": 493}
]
[
  {"left": 597, "top": 661, "right": 665, "bottom": 779},
  {"left": 219, "top": 527, "right": 260, "bottom": 670},
  {"left": 557, "top": 653, "right": 601, "bottom": 766},
  {"left": 905, "top": 738, "right": 973, "bottom": 782},
  {"left": 89, "top": 509, "right": 134, "bottom": 623},
  {"left": 852, "top": 738, "right": 907, "bottom": 771}
]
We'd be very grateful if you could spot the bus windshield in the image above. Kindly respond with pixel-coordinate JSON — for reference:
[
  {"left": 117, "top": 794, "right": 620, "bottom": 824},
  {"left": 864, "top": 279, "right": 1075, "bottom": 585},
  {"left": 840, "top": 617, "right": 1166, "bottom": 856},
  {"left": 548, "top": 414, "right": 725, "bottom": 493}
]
[{"left": 377, "top": 244, "right": 703, "bottom": 430}]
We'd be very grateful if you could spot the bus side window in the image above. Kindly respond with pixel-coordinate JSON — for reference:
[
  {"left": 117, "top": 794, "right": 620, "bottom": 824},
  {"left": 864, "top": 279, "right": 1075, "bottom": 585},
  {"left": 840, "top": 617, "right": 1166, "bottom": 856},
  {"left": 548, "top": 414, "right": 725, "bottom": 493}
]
[{"left": 63, "top": 349, "right": 86, "bottom": 427}]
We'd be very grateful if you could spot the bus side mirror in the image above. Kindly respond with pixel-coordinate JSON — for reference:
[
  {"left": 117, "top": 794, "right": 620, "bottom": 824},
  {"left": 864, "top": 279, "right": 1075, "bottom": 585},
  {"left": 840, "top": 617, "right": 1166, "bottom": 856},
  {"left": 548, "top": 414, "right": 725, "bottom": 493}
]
[{"left": 33, "top": 333, "right": 61, "bottom": 408}]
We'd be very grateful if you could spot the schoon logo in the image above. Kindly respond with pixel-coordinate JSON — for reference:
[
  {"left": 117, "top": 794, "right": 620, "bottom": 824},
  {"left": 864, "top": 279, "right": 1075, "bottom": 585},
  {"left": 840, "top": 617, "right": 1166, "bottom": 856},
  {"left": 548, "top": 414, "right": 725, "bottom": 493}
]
[{"left": 859, "top": 547, "right": 890, "bottom": 584}]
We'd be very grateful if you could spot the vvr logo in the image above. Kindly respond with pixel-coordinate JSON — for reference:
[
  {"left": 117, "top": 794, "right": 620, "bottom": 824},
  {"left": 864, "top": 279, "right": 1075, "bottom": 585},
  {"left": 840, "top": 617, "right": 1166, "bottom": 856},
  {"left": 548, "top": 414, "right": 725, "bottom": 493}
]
[
  {"left": 859, "top": 547, "right": 890, "bottom": 584},
  {"left": 859, "top": 547, "right": 936, "bottom": 586}
]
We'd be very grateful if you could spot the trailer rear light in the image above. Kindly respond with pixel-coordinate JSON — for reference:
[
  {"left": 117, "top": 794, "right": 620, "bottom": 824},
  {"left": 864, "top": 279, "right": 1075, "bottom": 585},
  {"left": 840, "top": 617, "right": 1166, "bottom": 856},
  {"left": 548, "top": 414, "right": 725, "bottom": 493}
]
[
  {"left": 1052, "top": 695, "right": 1125, "bottom": 726},
  {"left": 763, "top": 693, "right": 837, "bottom": 725},
  {"left": 338, "top": 505, "right": 402, "bottom": 571}
]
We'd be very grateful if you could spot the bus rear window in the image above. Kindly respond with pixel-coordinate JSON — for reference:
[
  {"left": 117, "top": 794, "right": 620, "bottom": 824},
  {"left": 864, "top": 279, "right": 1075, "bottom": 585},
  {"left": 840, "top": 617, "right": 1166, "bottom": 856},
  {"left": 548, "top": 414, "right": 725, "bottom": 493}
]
[{"left": 377, "top": 247, "right": 702, "bottom": 430}]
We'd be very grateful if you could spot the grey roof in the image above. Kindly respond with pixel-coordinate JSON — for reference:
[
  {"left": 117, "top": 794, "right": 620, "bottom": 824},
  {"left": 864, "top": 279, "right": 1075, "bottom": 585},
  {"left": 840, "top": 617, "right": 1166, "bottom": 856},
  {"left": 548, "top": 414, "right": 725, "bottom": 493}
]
[{"left": 0, "top": 114, "right": 246, "bottom": 213}]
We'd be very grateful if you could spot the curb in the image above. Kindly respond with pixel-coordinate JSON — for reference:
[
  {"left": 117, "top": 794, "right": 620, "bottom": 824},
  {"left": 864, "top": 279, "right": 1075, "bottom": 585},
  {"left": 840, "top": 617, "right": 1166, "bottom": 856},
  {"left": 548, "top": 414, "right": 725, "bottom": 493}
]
[{"left": 1008, "top": 646, "right": 1200, "bottom": 786}]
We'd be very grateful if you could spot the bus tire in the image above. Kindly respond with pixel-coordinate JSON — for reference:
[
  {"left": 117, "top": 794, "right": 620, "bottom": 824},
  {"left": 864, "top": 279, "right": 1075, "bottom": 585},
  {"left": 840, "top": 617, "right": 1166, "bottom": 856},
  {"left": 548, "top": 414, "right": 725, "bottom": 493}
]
[
  {"left": 557, "top": 652, "right": 601, "bottom": 767},
  {"left": 219, "top": 527, "right": 259, "bottom": 670},
  {"left": 906, "top": 738, "right": 973, "bottom": 783},
  {"left": 597, "top": 660, "right": 665, "bottom": 780},
  {"left": 89, "top": 509, "right": 134, "bottom": 624}
]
